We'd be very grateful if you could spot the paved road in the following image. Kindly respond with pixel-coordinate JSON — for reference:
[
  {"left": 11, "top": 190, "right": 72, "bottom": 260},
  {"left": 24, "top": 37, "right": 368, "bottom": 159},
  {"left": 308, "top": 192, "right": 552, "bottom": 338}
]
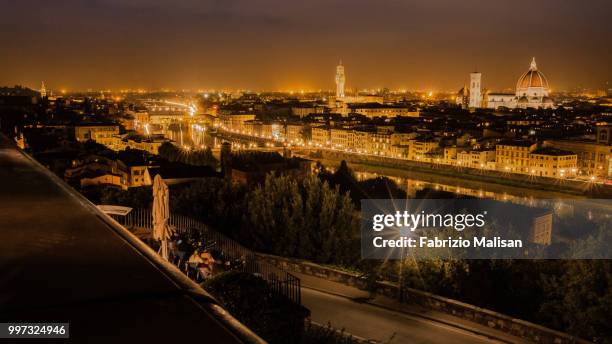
[{"left": 303, "top": 287, "right": 498, "bottom": 344}]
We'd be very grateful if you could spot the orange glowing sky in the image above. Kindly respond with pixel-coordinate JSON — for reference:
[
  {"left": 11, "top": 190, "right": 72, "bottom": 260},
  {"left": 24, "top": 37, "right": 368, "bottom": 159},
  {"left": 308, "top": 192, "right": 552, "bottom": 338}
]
[{"left": 1, "top": 0, "right": 610, "bottom": 92}]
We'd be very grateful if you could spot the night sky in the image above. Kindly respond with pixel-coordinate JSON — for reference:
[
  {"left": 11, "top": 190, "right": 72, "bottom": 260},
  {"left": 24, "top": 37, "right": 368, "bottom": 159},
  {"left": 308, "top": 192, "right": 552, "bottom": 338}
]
[{"left": 1, "top": 0, "right": 610, "bottom": 92}]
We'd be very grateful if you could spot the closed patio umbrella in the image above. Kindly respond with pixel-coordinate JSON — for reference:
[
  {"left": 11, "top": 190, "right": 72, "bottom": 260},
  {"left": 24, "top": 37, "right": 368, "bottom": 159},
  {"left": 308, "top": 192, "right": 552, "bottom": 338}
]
[{"left": 152, "top": 174, "right": 174, "bottom": 260}]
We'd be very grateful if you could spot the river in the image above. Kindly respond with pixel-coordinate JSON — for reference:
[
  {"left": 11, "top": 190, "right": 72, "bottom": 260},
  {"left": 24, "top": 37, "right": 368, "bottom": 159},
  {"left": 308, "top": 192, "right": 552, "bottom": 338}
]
[{"left": 153, "top": 123, "right": 611, "bottom": 220}]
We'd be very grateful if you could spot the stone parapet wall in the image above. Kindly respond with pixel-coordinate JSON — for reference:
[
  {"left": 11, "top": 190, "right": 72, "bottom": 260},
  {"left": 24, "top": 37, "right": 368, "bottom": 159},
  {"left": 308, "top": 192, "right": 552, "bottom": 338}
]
[{"left": 257, "top": 253, "right": 590, "bottom": 344}]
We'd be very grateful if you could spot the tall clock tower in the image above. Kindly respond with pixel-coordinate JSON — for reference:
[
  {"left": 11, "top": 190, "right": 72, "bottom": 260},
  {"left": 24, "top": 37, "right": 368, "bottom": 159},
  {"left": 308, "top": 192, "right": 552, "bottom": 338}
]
[{"left": 335, "top": 61, "right": 345, "bottom": 98}]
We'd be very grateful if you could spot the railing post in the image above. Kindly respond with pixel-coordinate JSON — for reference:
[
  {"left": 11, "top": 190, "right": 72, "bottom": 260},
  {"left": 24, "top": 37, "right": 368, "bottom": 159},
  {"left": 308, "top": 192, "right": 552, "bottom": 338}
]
[{"left": 132, "top": 208, "right": 302, "bottom": 307}]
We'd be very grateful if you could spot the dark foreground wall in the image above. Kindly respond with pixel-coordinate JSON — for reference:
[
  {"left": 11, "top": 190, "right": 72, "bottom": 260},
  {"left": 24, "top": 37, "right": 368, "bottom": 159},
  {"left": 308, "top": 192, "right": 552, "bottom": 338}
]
[{"left": 0, "top": 135, "right": 264, "bottom": 344}]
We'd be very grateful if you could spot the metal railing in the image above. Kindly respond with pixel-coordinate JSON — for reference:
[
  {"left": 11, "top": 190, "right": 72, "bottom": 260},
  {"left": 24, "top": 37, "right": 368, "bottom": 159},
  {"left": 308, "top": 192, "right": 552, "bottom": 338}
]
[{"left": 110, "top": 208, "right": 301, "bottom": 305}]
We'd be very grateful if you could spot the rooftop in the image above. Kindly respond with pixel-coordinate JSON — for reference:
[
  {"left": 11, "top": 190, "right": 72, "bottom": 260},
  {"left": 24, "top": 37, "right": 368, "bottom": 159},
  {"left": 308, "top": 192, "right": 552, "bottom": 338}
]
[
  {"left": 531, "top": 147, "right": 576, "bottom": 156},
  {"left": 73, "top": 122, "right": 119, "bottom": 127},
  {"left": 146, "top": 162, "right": 218, "bottom": 180},
  {"left": 349, "top": 102, "right": 414, "bottom": 109},
  {"left": 496, "top": 139, "right": 535, "bottom": 147}
]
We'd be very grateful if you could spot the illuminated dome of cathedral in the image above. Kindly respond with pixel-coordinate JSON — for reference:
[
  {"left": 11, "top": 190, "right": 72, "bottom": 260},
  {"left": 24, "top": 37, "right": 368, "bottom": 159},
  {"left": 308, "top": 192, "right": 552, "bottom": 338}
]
[{"left": 516, "top": 58, "right": 549, "bottom": 96}]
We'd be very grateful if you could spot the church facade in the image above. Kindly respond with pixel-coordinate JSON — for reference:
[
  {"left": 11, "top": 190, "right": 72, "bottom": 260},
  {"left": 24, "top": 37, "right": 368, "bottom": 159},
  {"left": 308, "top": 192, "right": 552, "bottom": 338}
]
[{"left": 456, "top": 58, "right": 554, "bottom": 110}]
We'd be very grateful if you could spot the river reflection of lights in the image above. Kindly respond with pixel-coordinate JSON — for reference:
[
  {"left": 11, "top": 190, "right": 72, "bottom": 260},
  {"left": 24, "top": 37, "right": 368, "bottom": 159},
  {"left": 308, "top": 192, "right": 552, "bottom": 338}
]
[{"left": 191, "top": 124, "right": 206, "bottom": 132}]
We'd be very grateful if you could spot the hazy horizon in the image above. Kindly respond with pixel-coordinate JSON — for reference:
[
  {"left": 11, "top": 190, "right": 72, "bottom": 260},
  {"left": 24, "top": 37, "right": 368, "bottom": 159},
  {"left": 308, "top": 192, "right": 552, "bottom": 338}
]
[{"left": 1, "top": 0, "right": 610, "bottom": 92}]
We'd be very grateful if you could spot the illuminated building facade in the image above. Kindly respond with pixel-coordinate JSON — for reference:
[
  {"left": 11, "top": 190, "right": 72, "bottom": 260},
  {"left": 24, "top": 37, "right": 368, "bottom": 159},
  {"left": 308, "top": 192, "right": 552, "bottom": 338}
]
[
  {"left": 40, "top": 81, "right": 46, "bottom": 98},
  {"left": 335, "top": 61, "right": 345, "bottom": 98},
  {"left": 311, "top": 126, "right": 331, "bottom": 147},
  {"left": 457, "top": 58, "right": 554, "bottom": 110},
  {"left": 350, "top": 104, "right": 419, "bottom": 119},
  {"left": 408, "top": 138, "right": 439, "bottom": 161},
  {"left": 495, "top": 140, "right": 537, "bottom": 174},
  {"left": 457, "top": 149, "right": 496, "bottom": 169},
  {"left": 514, "top": 58, "right": 554, "bottom": 109},
  {"left": 545, "top": 125, "right": 612, "bottom": 178},
  {"left": 529, "top": 148, "right": 577, "bottom": 178},
  {"left": 74, "top": 124, "right": 119, "bottom": 146},
  {"left": 469, "top": 72, "right": 482, "bottom": 109}
]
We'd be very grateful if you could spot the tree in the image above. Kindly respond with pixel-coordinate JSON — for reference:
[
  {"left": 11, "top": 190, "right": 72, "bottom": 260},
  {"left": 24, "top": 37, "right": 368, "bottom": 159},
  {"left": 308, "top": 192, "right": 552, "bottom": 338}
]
[
  {"left": 170, "top": 177, "right": 246, "bottom": 235},
  {"left": 539, "top": 260, "right": 612, "bottom": 343},
  {"left": 99, "top": 185, "right": 152, "bottom": 208},
  {"left": 158, "top": 142, "right": 217, "bottom": 167},
  {"left": 357, "top": 177, "right": 406, "bottom": 200},
  {"left": 319, "top": 160, "right": 359, "bottom": 199},
  {"left": 242, "top": 174, "right": 358, "bottom": 265},
  {"left": 319, "top": 161, "right": 406, "bottom": 207}
]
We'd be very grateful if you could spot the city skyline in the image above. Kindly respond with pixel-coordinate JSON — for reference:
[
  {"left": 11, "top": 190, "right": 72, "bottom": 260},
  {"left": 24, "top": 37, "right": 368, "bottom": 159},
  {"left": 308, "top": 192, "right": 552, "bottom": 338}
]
[
  {"left": 1, "top": 0, "right": 611, "bottom": 91},
  {"left": 9, "top": 57, "right": 611, "bottom": 95},
  {"left": 1, "top": 2, "right": 611, "bottom": 344}
]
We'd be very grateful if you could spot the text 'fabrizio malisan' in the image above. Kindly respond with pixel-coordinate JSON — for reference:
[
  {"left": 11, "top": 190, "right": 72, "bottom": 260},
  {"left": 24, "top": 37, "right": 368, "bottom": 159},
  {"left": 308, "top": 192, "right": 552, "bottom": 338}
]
[{"left": 372, "top": 236, "right": 523, "bottom": 248}]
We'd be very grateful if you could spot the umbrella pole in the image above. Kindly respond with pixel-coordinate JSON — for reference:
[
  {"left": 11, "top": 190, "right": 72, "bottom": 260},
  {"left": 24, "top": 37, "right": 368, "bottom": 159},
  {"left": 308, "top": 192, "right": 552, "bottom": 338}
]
[{"left": 161, "top": 239, "right": 168, "bottom": 260}]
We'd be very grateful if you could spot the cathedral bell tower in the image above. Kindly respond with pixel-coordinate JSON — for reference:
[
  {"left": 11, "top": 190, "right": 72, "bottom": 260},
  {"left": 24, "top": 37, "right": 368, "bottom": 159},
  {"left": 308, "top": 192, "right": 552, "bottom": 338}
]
[{"left": 469, "top": 72, "right": 482, "bottom": 109}]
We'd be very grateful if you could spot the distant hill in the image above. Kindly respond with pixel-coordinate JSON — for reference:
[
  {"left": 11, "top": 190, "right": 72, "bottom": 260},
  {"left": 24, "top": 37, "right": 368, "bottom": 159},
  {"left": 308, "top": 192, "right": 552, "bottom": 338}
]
[{"left": 0, "top": 85, "right": 39, "bottom": 97}]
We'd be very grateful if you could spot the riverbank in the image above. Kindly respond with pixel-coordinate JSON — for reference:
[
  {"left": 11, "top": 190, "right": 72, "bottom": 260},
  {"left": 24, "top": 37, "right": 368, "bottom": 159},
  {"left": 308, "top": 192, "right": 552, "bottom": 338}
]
[
  {"left": 196, "top": 129, "right": 611, "bottom": 198},
  {"left": 316, "top": 157, "right": 583, "bottom": 199},
  {"left": 297, "top": 149, "right": 612, "bottom": 199}
]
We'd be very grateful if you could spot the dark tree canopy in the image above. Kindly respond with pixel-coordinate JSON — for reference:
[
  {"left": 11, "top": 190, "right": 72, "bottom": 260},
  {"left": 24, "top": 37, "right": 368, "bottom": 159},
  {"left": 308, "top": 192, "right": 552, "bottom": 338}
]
[{"left": 158, "top": 142, "right": 217, "bottom": 168}]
